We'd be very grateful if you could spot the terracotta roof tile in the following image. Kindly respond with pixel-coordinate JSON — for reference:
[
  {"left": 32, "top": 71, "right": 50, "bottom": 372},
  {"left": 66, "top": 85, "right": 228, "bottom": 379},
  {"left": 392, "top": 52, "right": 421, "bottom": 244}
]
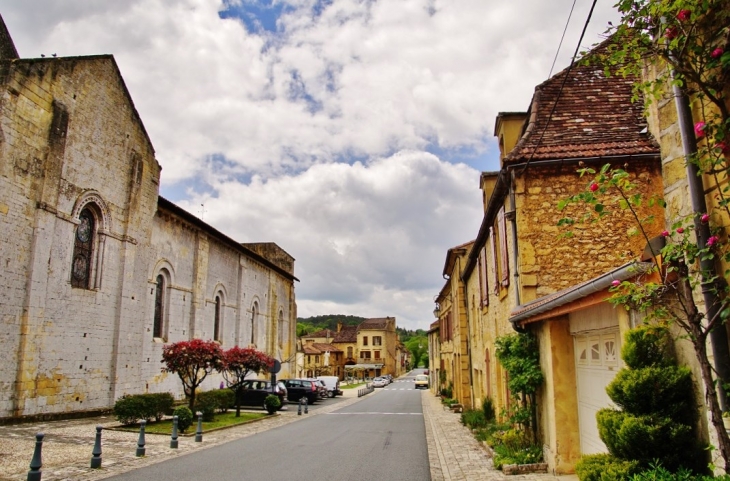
[
  {"left": 359, "top": 317, "right": 394, "bottom": 330},
  {"left": 304, "top": 329, "right": 337, "bottom": 339},
  {"left": 310, "top": 342, "right": 342, "bottom": 353},
  {"left": 333, "top": 325, "right": 357, "bottom": 343},
  {"left": 505, "top": 38, "right": 659, "bottom": 164}
]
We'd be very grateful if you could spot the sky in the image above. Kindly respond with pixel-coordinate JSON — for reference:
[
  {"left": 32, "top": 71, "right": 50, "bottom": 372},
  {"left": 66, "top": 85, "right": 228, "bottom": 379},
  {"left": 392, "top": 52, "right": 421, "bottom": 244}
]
[{"left": 0, "top": 0, "right": 620, "bottom": 332}]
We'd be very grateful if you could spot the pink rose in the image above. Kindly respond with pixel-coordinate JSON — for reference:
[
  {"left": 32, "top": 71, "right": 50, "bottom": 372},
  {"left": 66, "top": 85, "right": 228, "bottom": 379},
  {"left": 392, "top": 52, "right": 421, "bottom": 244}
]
[
  {"left": 715, "top": 141, "right": 729, "bottom": 154},
  {"left": 701, "top": 213, "right": 710, "bottom": 223},
  {"left": 712, "top": 48, "right": 724, "bottom": 59},
  {"left": 677, "top": 227, "right": 685, "bottom": 234},
  {"left": 676, "top": 9, "right": 691, "bottom": 21},
  {"left": 665, "top": 26, "right": 679, "bottom": 39},
  {"left": 694, "top": 122, "right": 706, "bottom": 139},
  {"left": 707, "top": 235, "right": 720, "bottom": 247},
  {"left": 662, "top": 230, "right": 670, "bottom": 237},
  {"left": 611, "top": 280, "right": 621, "bottom": 287},
  {"left": 589, "top": 182, "right": 599, "bottom": 192}
]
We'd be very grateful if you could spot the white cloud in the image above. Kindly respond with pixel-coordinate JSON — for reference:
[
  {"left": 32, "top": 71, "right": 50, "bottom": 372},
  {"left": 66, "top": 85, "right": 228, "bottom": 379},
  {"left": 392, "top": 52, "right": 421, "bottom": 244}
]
[{"left": 0, "top": 0, "right": 619, "bottom": 329}]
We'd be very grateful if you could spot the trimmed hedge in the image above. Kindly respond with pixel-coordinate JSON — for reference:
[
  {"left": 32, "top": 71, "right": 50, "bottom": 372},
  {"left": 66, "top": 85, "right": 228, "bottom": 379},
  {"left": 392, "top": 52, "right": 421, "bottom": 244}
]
[
  {"left": 575, "top": 454, "right": 639, "bottom": 481},
  {"left": 173, "top": 406, "right": 193, "bottom": 433},
  {"left": 194, "top": 389, "right": 236, "bottom": 421},
  {"left": 113, "top": 392, "right": 175, "bottom": 425}
]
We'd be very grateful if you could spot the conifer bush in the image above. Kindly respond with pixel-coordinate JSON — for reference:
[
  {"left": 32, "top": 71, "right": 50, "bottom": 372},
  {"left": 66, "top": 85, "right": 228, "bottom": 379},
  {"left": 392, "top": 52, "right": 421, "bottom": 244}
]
[
  {"left": 594, "top": 325, "right": 706, "bottom": 474},
  {"left": 173, "top": 406, "right": 193, "bottom": 433}
]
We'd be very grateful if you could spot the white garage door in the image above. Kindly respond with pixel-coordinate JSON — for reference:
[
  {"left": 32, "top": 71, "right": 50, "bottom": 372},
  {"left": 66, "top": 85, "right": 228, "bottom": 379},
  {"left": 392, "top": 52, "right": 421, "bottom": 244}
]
[{"left": 574, "top": 330, "right": 620, "bottom": 455}]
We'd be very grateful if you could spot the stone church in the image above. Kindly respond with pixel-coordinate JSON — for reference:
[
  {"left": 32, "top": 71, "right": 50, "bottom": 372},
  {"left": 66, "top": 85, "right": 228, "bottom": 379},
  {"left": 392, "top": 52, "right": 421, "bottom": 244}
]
[{"left": 0, "top": 17, "right": 298, "bottom": 420}]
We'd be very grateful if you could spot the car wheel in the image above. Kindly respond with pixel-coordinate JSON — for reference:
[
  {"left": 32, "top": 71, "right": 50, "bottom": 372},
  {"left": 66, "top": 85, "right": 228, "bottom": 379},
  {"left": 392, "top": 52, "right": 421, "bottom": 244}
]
[{"left": 328, "top": 391, "right": 335, "bottom": 398}]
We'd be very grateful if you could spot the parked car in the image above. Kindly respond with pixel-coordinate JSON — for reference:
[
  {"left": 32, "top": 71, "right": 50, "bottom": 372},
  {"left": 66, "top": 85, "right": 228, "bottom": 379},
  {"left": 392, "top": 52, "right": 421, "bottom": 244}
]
[
  {"left": 280, "top": 379, "right": 320, "bottom": 404},
  {"left": 414, "top": 374, "right": 429, "bottom": 389},
  {"left": 307, "top": 379, "right": 328, "bottom": 399},
  {"left": 235, "top": 379, "right": 287, "bottom": 410},
  {"left": 372, "top": 377, "right": 388, "bottom": 388},
  {"left": 315, "top": 376, "right": 343, "bottom": 397}
]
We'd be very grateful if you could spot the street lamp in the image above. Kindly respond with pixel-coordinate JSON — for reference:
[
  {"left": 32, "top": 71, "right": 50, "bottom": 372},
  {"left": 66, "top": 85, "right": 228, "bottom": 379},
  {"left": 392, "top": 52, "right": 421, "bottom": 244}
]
[{"left": 433, "top": 303, "right": 441, "bottom": 319}]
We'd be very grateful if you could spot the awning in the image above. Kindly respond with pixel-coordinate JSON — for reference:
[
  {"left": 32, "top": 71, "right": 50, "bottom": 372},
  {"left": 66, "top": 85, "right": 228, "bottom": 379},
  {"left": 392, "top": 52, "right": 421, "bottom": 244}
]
[{"left": 344, "top": 364, "right": 384, "bottom": 370}]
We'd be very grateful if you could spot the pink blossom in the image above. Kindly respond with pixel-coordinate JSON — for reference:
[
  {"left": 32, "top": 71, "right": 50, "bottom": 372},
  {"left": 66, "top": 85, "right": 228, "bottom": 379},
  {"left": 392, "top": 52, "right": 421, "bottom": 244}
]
[
  {"left": 694, "top": 122, "right": 706, "bottom": 139},
  {"left": 662, "top": 230, "right": 670, "bottom": 237},
  {"left": 664, "top": 26, "right": 679, "bottom": 39},
  {"left": 611, "top": 280, "right": 621, "bottom": 287},
  {"left": 712, "top": 47, "right": 724, "bottom": 59},
  {"left": 701, "top": 213, "right": 710, "bottom": 223},
  {"left": 589, "top": 182, "right": 599, "bottom": 192},
  {"left": 676, "top": 227, "right": 685, "bottom": 234},
  {"left": 707, "top": 235, "right": 720, "bottom": 247},
  {"left": 676, "top": 9, "right": 691, "bottom": 21},
  {"left": 715, "top": 141, "right": 730, "bottom": 154}
]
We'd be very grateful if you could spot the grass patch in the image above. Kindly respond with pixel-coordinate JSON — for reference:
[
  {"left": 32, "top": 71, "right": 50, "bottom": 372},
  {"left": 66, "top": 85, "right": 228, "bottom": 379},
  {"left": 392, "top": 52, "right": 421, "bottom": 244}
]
[
  {"left": 341, "top": 382, "right": 367, "bottom": 389},
  {"left": 113, "top": 411, "right": 268, "bottom": 435}
]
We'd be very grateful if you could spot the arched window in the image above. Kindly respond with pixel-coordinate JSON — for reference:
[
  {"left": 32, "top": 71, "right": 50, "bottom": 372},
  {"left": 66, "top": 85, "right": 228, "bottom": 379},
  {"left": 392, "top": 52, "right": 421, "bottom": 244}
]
[
  {"left": 153, "top": 274, "right": 165, "bottom": 339},
  {"left": 347, "top": 346, "right": 353, "bottom": 359},
  {"left": 72, "top": 208, "right": 96, "bottom": 289},
  {"left": 250, "top": 302, "right": 258, "bottom": 346},
  {"left": 278, "top": 310, "right": 284, "bottom": 348},
  {"left": 214, "top": 294, "right": 222, "bottom": 342}
]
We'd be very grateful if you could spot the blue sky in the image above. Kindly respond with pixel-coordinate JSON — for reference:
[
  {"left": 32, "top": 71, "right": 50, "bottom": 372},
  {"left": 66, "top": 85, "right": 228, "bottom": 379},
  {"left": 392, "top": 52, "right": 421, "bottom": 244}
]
[{"left": 0, "top": 0, "right": 619, "bottom": 331}]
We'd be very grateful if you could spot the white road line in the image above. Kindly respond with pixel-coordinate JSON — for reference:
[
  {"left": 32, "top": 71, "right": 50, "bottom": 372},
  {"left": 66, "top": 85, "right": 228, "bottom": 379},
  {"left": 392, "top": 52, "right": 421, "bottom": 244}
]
[{"left": 326, "top": 412, "right": 423, "bottom": 415}]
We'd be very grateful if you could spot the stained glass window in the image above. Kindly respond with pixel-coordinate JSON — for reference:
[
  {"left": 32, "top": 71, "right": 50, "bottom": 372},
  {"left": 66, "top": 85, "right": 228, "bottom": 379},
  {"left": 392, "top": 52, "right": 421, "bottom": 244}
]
[
  {"left": 153, "top": 274, "right": 164, "bottom": 338},
  {"left": 214, "top": 295, "right": 221, "bottom": 342},
  {"left": 71, "top": 209, "right": 94, "bottom": 288}
]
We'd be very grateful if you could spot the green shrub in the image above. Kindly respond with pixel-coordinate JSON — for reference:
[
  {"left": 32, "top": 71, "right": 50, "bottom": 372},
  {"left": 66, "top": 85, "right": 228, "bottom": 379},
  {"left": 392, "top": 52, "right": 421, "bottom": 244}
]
[
  {"left": 630, "top": 465, "right": 730, "bottom": 480},
  {"left": 621, "top": 326, "right": 673, "bottom": 370},
  {"left": 173, "top": 406, "right": 193, "bottom": 433},
  {"left": 194, "top": 390, "right": 221, "bottom": 421},
  {"left": 482, "top": 397, "right": 495, "bottom": 422},
  {"left": 460, "top": 409, "right": 487, "bottom": 429},
  {"left": 440, "top": 385, "right": 453, "bottom": 398},
  {"left": 215, "top": 389, "right": 235, "bottom": 413},
  {"left": 490, "top": 430, "right": 542, "bottom": 469},
  {"left": 575, "top": 454, "right": 639, "bottom": 481},
  {"left": 113, "top": 392, "right": 175, "bottom": 425},
  {"left": 264, "top": 394, "right": 281, "bottom": 414}
]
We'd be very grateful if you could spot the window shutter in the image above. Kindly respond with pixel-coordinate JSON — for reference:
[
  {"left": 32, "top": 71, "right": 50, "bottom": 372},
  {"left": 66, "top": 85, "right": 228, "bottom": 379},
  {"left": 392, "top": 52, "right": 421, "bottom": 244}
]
[
  {"left": 498, "top": 207, "right": 510, "bottom": 287},
  {"left": 479, "top": 247, "right": 489, "bottom": 306},
  {"left": 490, "top": 227, "right": 499, "bottom": 295}
]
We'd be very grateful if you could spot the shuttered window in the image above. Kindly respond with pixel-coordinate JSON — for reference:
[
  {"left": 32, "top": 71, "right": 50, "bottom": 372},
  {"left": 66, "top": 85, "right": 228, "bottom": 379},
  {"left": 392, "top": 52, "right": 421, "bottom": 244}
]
[{"left": 498, "top": 207, "right": 510, "bottom": 287}]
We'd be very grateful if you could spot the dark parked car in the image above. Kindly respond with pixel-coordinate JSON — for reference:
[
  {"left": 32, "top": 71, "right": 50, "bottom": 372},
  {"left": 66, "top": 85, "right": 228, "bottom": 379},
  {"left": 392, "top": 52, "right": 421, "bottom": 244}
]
[
  {"left": 235, "top": 380, "right": 287, "bottom": 410},
  {"left": 280, "top": 379, "right": 320, "bottom": 404}
]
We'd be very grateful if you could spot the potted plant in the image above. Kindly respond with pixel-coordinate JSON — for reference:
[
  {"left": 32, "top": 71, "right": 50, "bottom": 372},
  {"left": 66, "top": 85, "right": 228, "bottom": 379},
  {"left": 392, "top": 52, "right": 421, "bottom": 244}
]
[{"left": 264, "top": 394, "right": 281, "bottom": 415}]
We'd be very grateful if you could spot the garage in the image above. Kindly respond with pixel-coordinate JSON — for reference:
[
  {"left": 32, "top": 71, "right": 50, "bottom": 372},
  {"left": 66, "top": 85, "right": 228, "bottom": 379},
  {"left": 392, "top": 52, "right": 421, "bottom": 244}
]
[{"left": 571, "top": 304, "right": 621, "bottom": 455}]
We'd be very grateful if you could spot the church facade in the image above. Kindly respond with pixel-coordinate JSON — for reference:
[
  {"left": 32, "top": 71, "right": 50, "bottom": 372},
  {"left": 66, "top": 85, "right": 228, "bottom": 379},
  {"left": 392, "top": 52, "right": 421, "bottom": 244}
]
[{"left": 0, "top": 18, "right": 297, "bottom": 420}]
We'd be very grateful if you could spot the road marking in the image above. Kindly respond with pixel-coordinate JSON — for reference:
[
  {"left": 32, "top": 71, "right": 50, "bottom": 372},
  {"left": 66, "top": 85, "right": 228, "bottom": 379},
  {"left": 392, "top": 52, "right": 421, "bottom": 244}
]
[{"left": 326, "top": 412, "right": 423, "bottom": 415}]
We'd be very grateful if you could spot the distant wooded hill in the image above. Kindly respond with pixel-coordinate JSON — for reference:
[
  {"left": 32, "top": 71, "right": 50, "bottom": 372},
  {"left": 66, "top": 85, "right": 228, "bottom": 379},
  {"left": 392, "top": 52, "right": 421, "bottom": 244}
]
[{"left": 296, "top": 314, "right": 426, "bottom": 342}]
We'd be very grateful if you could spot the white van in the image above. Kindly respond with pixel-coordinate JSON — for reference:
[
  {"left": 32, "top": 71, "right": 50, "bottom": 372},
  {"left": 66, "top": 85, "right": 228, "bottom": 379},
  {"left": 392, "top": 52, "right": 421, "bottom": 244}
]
[{"left": 315, "top": 376, "right": 343, "bottom": 397}]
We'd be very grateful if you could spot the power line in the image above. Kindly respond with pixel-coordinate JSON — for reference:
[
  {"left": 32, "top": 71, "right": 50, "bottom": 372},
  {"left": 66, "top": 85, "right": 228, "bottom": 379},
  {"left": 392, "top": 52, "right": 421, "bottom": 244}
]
[
  {"left": 549, "top": 0, "right": 579, "bottom": 78},
  {"left": 518, "top": 0, "right": 599, "bottom": 176}
]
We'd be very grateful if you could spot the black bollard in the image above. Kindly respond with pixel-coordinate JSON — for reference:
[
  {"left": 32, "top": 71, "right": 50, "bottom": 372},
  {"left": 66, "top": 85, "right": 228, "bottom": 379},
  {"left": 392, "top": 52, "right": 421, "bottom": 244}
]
[
  {"left": 27, "top": 432, "right": 44, "bottom": 481},
  {"left": 170, "top": 415, "right": 179, "bottom": 449},
  {"left": 297, "top": 398, "right": 302, "bottom": 416},
  {"left": 195, "top": 412, "right": 203, "bottom": 442},
  {"left": 304, "top": 397, "right": 308, "bottom": 414},
  {"left": 90, "top": 425, "right": 103, "bottom": 468},
  {"left": 136, "top": 421, "right": 146, "bottom": 457}
]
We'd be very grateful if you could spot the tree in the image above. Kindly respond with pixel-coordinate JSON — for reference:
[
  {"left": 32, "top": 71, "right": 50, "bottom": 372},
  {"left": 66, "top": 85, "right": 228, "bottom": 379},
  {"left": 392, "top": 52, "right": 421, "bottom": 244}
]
[
  {"left": 405, "top": 336, "right": 427, "bottom": 368},
  {"left": 220, "top": 346, "right": 275, "bottom": 417},
  {"left": 161, "top": 339, "right": 223, "bottom": 410},
  {"left": 495, "top": 333, "right": 544, "bottom": 443},
  {"left": 557, "top": 1, "right": 730, "bottom": 470}
]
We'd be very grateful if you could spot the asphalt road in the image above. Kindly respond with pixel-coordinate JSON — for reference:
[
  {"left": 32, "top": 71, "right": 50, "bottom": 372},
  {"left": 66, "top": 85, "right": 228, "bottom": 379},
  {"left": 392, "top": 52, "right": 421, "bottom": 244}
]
[{"left": 104, "top": 372, "right": 430, "bottom": 481}]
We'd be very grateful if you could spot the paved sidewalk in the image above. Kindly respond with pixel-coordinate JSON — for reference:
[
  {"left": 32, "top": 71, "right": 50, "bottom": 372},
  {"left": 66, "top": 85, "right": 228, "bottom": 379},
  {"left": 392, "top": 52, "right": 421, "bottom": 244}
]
[{"left": 0, "top": 388, "right": 578, "bottom": 481}]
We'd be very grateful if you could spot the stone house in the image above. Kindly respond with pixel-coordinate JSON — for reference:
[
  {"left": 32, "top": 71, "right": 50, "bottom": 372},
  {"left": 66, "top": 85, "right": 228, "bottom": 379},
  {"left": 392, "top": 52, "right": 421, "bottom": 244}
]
[
  {"left": 0, "top": 17, "right": 297, "bottom": 420},
  {"left": 432, "top": 38, "right": 666, "bottom": 473}
]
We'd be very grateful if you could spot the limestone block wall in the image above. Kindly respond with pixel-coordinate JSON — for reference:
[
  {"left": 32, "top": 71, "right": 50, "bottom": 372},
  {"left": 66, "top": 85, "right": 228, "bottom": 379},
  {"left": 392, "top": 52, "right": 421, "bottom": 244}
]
[
  {"left": 0, "top": 56, "right": 160, "bottom": 418},
  {"left": 515, "top": 163, "right": 664, "bottom": 298}
]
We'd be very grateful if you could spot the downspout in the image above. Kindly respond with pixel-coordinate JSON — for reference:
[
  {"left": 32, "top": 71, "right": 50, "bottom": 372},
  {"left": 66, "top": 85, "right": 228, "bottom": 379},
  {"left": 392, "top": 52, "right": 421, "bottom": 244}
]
[
  {"left": 509, "top": 170, "right": 521, "bottom": 307},
  {"left": 673, "top": 75, "right": 730, "bottom": 410}
]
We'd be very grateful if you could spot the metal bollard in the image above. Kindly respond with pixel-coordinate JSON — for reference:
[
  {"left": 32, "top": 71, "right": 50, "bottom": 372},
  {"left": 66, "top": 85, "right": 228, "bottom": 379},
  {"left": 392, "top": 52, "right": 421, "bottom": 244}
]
[
  {"left": 170, "top": 415, "right": 179, "bottom": 449},
  {"left": 304, "top": 397, "right": 308, "bottom": 414},
  {"left": 298, "top": 398, "right": 302, "bottom": 415},
  {"left": 90, "top": 425, "right": 103, "bottom": 468},
  {"left": 136, "top": 421, "right": 146, "bottom": 457},
  {"left": 27, "top": 432, "right": 44, "bottom": 481},
  {"left": 195, "top": 412, "right": 203, "bottom": 442}
]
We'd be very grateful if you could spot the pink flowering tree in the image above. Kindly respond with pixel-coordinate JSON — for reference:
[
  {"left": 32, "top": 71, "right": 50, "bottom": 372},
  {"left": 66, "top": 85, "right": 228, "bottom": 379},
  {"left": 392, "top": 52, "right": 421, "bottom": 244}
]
[
  {"left": 161, "top": 339, "right": 224, "bottom": 410},
  {"left": 556, "top": 1, "right": 730, "bottom": 470},
  {"left": 220, "top": 346, "right": 275, "bottom": 416}
]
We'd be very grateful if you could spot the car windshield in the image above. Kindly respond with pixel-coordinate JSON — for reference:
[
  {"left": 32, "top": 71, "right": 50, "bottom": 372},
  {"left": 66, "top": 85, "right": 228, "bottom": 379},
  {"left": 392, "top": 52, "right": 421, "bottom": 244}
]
[{"left": 416, "top": 375, "right": 428, "bottom": 381}]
